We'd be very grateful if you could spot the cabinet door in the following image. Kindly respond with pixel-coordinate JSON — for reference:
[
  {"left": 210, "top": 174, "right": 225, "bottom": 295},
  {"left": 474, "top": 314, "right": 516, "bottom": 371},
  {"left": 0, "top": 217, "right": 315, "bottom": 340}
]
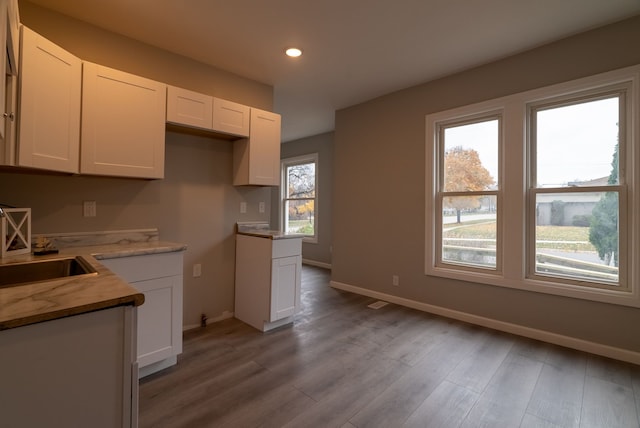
[
  {"left": 81, "top": 62, "right": 166, "bottom": 178},
  {"left": 270, "top": 255, "right": 300, "bottom": 321},
  {"left": 134, "top": 275, "right": 183, "bottom": 367},
  {"left": 17, "top": 26, "right": 81, "bottom": 173},
  {"left": 212, "top": 98, "right": 250, "bottom": 137},
  {"left": 233, "top": 108, "right": 281, "bottom": 186},
  {"left": 166, "top": 85, "right": 213, "bottom": 130},
  {"left": 0, "top": 307, "right": 136, "bottom": 428}
]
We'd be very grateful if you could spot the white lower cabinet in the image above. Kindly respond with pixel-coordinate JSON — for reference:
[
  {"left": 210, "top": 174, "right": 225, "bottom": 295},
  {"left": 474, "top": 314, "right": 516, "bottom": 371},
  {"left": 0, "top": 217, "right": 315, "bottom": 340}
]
[
  {"left": 0, "top": 306, "right": 138, "bottom": 428},
  {"left": 235, "top": 234, "right": 302, "bottom": 332},
  {"left": 101, "top": 251, "right": 183, "bottom": 378}
]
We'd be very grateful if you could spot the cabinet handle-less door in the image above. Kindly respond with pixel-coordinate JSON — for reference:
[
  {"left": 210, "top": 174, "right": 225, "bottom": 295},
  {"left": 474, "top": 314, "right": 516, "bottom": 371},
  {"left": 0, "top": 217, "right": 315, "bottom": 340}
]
[
  {"left": 18, "top": 26, "right": 81, "bottom": 173},
  {"left": 270, "top": 255, "right": 300, "bottom": 321},
  {"left": 81, "top": 62, "right": 166, "bottom": 178}
]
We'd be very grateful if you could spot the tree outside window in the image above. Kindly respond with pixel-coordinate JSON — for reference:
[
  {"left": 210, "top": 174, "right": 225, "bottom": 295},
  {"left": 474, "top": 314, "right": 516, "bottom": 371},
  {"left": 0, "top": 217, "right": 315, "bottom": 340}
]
[{"left": 282, "top": 154, "right": 318, "bottom": 240}]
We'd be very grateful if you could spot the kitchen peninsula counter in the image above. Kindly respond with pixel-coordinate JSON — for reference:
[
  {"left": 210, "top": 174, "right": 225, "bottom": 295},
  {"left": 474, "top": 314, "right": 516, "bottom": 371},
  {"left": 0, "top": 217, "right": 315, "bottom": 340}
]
[{"left": 0, "top": 229, "right": 186, "bottom": 331}]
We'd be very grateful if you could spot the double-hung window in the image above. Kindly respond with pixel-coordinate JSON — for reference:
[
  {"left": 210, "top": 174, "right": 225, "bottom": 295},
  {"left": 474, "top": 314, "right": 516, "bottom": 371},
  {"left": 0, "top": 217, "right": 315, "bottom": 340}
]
[
  {"left": 281, "top": 154, "right": 318, "bottom": 242},
  {"left": 528, "top": 89, "right": 627, "bottom": 289},
  {"left": 435, "top": 115, "right": 501, "bottom": 272},
  {"left": 426, "top": 66, "right": 639, "bottom": 306}
]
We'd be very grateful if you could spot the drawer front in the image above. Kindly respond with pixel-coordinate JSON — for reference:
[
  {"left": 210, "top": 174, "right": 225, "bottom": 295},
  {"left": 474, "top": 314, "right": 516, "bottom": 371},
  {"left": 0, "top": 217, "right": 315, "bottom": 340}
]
[
  {"left": 101, "top": 252, "right": 183, "bottom": 282},
  {"left": 272, "top": 238, "right": 302, "bottom": 259}
]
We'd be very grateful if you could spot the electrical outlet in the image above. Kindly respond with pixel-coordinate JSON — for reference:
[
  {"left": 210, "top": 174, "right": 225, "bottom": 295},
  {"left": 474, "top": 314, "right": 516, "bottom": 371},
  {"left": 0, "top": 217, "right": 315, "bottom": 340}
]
[
  {"left": 83, "top": 200, "right": 96, "bottom": 217},
  {"left": 392, "top": 275, "right": 400, "bottom": 286},
  {"left": 193, "top": 263, "right": 202, "bottom": 278},
  {"left": 240, "top": 202, "right": 247, "bottom": 214},
  {"left": 259, "top": 202, "right": 265, "bottom": 213}
]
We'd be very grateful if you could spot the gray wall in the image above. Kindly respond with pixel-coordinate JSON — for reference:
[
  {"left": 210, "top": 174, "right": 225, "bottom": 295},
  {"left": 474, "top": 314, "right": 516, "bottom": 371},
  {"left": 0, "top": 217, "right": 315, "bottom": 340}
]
[
  {"left": 0, "top": 1, "right": 275, "bottom": 329},
  {"left": 273, "top": 132, "right": 333, "bottom": 266},
  {"left": 332, "top": 15, "right": 640, "bottom": 352}
]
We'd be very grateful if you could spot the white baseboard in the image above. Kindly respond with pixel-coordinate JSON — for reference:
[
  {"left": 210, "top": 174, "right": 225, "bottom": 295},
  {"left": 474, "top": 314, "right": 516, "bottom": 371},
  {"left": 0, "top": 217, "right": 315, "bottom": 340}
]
[
  {"left": 330, "top": 280, "right": 640, "bottom": 365},
  {"left": 302, "top": 259, "right": 332, "bottom": 270}
]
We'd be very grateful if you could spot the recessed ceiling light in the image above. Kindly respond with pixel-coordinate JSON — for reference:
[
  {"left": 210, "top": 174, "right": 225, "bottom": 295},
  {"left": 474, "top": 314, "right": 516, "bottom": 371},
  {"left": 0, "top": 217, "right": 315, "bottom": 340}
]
[{"left": 285, "top": 48, "right": 302, "bottom": 58}]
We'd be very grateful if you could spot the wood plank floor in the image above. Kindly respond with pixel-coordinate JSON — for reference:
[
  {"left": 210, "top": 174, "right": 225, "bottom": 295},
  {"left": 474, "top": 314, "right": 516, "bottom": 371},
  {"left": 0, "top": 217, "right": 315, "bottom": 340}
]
[{"left": 139, "top": 266, "right": 640, "bottom": 428}]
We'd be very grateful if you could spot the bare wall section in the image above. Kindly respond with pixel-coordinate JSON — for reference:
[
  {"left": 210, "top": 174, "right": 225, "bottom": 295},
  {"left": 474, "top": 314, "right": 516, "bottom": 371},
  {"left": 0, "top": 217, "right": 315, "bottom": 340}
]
[
  {"left": 0, "top": 1, "right": 275, "bottom": 328},
  {"left": 333, "top": 15, "right": 640, "bottom": 352}
]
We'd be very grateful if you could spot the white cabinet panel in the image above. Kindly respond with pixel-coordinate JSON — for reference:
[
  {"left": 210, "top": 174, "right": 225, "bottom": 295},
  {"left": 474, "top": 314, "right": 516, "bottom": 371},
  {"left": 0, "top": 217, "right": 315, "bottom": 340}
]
[
  {"left": 212, "top": 97, "right": 250, "bottom": 137},
  {"left": 101, "top": 251, "right": 183, "bottom": 377},
  {"left": 17, "top": 25, "right": 81, "bottom": 173},
  {"left": 0, "top": 306, "right": 137, "bottom": 428},
  {"left": 270, "top": 255, "right": 300, "bottom": 321},
  {"left": 166, "top": 85, "right": 250, "bottom": 137},
  {"left": 233, "top": 108, "right": 281, "bottom": 186},
  {"left": 81, "top": 62, "right": 166, "bottom": 178},
  {"left": 0, "top": 0, "right": 18, "bottom": 145},
  {"left": 166, "top": 85, "right": 213, "bottom": 129},
  {"left": 235, "top": 234, "right": 302, "bottom": 332}
]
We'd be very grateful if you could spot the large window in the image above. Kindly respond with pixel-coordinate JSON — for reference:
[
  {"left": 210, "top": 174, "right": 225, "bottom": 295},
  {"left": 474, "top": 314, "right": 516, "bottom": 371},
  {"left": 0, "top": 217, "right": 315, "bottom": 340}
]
[
  {"left": 281, "top": 154, "right": 318, "bottom": 242},
  {"left": 436, "top": 116, "right": 500, "bottom": 271},
  {"left": 528, "top": 93, "right": 626, "bottom": 289},
  {"left": 426, "top": 66, "right": 639, "bottom": 306}
]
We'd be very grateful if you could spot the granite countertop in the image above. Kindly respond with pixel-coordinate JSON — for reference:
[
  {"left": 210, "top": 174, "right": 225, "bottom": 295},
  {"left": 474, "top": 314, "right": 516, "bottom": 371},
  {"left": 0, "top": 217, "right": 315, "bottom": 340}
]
[
  {"left": 0, "top": 230, "right": 186, "bottom": 331},
  {"left": 236, "top": 222, "right": 305, "bottom": 240}
]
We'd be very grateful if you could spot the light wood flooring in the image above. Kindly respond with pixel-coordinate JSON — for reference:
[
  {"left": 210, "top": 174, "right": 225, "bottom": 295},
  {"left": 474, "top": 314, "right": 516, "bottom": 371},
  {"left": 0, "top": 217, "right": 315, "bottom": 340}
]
[{"left": 139, "top": 266, "right": 640, "bottom": 427}]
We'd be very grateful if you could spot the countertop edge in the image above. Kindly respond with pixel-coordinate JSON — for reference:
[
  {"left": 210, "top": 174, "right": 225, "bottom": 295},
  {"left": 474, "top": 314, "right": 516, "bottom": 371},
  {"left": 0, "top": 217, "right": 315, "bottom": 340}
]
[{"left": 0, "top": 241, "right": 185, "bottom": 331}]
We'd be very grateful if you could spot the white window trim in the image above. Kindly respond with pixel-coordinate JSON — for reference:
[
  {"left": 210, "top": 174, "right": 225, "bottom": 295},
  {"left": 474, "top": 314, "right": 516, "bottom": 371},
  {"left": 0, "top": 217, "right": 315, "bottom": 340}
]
[
  {"left": 425, "top": 65, "right": 640, "bottom": 308},
  {"left": 281, "top": 153, "right": 319, "bottom": 244}
]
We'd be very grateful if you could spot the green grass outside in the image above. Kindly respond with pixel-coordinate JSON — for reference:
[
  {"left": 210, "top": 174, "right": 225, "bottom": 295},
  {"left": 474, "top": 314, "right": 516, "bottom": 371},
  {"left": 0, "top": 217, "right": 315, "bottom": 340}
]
[{"left": 444, "top": 221, "right": 597, "bottom": 252}]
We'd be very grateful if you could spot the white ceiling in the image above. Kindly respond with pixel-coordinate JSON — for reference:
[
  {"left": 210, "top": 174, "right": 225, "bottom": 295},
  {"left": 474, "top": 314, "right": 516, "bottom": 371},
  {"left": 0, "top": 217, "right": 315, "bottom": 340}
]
[{"left": 27, "top": 0, "right": 640, "bottom": 142}]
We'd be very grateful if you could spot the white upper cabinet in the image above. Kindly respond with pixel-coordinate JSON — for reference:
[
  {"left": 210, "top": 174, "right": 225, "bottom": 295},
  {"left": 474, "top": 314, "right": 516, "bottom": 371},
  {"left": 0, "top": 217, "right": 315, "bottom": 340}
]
[
  {"left": 81, "top": 62, "right": 166, "bottom": 179},
  {"left": 17, "top": 25, "right": 81, "bottom": 173},
  {"left": 233, "top": 108, "right": 281, "bottom": 186},
  {"left": 166, "top": 85, "right": 212, "bottom": 129},
  {"left": 166, "top": 85, "right": 250, "bottom": 137},
  {"left": 0, "top": 0, "right": 19, "bottom": 164},
  {"left": 212, "top": 98, "right": 250, "bottom": 137}
]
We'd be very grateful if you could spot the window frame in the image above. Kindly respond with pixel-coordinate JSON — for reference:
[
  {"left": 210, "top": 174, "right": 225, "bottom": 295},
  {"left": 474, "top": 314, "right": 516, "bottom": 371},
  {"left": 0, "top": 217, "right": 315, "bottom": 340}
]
[
  {"left": 526, "top": 88, "right": 630, "bottom": 291},
  {"left": 281, "top": 153, "right": 319, "bottom": 243},
  {"left": 434, "top": 113, "right": 503, "bottom": 274},
  {"left": 425, "top": 65, "right": 640, "bottom": 308}
]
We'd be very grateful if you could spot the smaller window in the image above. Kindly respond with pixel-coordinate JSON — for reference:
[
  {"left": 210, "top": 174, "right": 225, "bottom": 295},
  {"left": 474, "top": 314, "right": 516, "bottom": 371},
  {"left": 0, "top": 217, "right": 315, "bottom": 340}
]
[
  {"left": 281, "top": 154, "right": 318, "bottom": 242},
  {"left": 436, "top": 116, "right": 501, "bottom": 271}
]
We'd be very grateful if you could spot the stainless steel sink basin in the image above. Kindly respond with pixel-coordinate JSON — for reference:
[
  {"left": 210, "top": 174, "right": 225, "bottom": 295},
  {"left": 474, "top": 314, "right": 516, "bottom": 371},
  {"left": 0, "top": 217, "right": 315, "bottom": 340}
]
[{"left": 0, "top": 256, "right": 98, "bottom": 288}]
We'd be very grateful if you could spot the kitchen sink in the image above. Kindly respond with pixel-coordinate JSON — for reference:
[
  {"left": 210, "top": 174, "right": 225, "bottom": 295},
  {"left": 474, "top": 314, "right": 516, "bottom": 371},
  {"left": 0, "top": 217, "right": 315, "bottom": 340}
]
[{"left": 0, "top": 256, "right": 98, "bottom": 288}]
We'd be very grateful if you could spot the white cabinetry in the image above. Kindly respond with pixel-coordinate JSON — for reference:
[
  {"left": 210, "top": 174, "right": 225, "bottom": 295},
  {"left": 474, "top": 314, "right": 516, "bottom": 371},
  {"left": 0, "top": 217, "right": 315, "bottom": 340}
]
[
  {"left": 0, "top": 0, "right": 19, "bottom": 164},
  {"left": 233, "top": 108, "right": 281, "bottom": 186},
  {"left": 212, "top": 97, "right": 250, "bottom": 136},
  {"left": 101, "top": 251, "right": 183, "bottom": 378},
  {"left": 81, "top": 62, "right": 166, "bottom": 179},
  {"left": 166, "top": 85, "right": 212, "bottom": 130},
  {"left": 235, "top": 234, "right": 302, "bottom": 332},
  {"left": 166, "top": 85, "right": 250, "bottom": 137},
  {"left": 0, "top": 306, "right": 138, "bottom": 428},
  {"left": 17, "top": 25, "right": 81, "bottom": 173}
]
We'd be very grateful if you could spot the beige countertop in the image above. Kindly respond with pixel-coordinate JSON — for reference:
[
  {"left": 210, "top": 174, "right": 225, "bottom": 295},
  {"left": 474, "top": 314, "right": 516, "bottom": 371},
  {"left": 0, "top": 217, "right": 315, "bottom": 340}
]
[
  {"left": 236, "top": 222, "right": 305, "bottom": 240},
  {"left": 0, "top": 240, "right": 186, "bottom": 331}
]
